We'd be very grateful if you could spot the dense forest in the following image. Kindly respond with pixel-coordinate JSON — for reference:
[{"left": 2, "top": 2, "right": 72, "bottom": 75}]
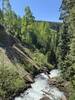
[{"left": 0, "top": 0, "right": 75, "bottom": 100}]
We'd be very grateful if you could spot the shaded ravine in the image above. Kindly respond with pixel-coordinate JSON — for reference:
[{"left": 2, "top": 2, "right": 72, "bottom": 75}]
[{"left": 15, "top": 69, "right": 66, "bottom": 100}]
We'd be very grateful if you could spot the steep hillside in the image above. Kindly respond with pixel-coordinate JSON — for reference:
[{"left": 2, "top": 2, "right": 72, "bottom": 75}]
[
  {"left": 0, "top": 24, "right": 53, "bottom": 99},
  {"left": 0, "top": 24, "right": 38, "bottom": 99}
]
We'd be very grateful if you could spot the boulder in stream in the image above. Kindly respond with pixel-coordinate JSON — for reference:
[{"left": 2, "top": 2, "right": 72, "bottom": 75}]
[{"left": 40, "top": 96, "right": 51, "bottom": 100}]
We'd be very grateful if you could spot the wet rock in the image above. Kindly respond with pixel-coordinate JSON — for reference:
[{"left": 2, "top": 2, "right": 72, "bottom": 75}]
[
  {"left": 0, "top": 24, "right": 5, "bottom": 31},
  {"left": 40, "top": 96, "right": 51, "bottom": 100},
  {"left": 61, "top": 95, "right": 67, "bottom": 100},
  {"left": 48, "top": 78, "right": 58, "bottom": 85},
  {"left": 48, "top": 77, "right": 68, "bottom": 99},
  {"left": 24, "top": 74, "right": 34, "bottom": 83},
  {"left": 0, "top": 97, "right": 2, "bottom": 100}
]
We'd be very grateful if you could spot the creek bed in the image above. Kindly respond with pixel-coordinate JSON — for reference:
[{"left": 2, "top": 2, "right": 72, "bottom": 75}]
[{"left": 15, "top": 69, "right": 65, "bottom": 100}]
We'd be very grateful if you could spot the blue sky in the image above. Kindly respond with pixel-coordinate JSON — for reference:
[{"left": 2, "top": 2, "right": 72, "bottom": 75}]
[{"left": 0, "top": 0, "right": 61, "bottom": 22}]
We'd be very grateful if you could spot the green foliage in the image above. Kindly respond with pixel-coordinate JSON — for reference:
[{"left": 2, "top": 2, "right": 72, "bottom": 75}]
[
  {"left": 58, "top": 0, "right": 75, "bottom": 99},
  {"left": 0, "top": 66, "right": 25, "bottom": 98},
  {"left": 32, "top": 50, "right": 53, "bottom": 69},
  {"left": 4, "top": 11, "right": 21, "bottom": 36},
  {"left": 0, "top": 9, "right": 3, "bottom": 24},
  {"left": 69, "top": 93, "right": 75, "bottom": 100},
  {"left": 33, "top": 50, "right": 47, "bottom": 67},
  {"left": 0, "top": 0, "right": 63, "bottom": 99},
  {"left": 21, "top": 6, "right": 36, "bottom": 44},
  {"left": 2, "top": 0, "right": 12, "bottom": 13},
  {"left": 68, "top": 82, "right": 75, "bottom": 100},
  {"left": 66, "top": 6, "right": 75, "bottom": 80},
  {"left": 58, "top": 0, "right": 75, "bottom": 77},
  {"left": 34, "top": 22, "right": 58, "bottom": 54}
]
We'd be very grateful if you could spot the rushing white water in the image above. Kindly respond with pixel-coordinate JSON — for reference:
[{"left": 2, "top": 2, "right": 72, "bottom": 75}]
[
  {"left": 49, "top": 69, "right": 61, "bottom": 78},
  {"left": 15, "top": 69, "right": 64, "bottom": 100}
]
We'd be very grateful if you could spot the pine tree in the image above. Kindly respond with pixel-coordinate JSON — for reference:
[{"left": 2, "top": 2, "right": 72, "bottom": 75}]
[
  {"left": 2, "top": 0, "right": 11, "bottom": 13},
  {"left": 66, "top": 6, "right": 75, "bottom": 83},
  {"left": 21, "top": 6, "right": 36, "bottom": 44},
  {"left": 59, "top": 0, "right": 75, "bottom": 83},
  {"left": 58, "top": 0, "right": 70, "bottom": 72},
  {"left": 0, "top": 9, "right": 3, "bottom": 24}
]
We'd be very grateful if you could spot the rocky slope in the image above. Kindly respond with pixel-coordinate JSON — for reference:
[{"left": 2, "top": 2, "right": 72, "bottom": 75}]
[
  {"left": 0, "top": 24, "right": 39, "bottom": 99},
  {"left": 0, "top": 24, "right": 53, "bottom": 99}
]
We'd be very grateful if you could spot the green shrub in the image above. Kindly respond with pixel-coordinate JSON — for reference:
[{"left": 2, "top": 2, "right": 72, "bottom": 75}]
[
  {"left": 0, "top": 66, "right": 25, "bottom": 98},
  {"left": 32, "top": 50, "right": 53, "bottom": 69}
]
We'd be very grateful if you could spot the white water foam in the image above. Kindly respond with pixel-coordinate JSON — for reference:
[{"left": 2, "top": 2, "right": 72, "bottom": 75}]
[{"left": 15, "top": 69, "right": 64, "bottom": 100}]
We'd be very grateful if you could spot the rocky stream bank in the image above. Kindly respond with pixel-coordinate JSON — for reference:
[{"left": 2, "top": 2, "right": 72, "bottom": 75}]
[{"left": 14, "top": 69, "right": 68, "bottom": 100}]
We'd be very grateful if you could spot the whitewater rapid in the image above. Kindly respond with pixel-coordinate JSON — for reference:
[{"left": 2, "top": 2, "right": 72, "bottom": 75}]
[{"left": 15, "top": 69, "right": 64, "bottom": 100}]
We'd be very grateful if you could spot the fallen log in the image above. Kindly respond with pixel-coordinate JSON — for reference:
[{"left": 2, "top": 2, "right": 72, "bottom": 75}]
[{"left": 13, "top": 44, "right": 40, "bottom": 70}]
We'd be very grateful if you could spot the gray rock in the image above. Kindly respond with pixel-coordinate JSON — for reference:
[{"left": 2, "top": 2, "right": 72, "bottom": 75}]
[{"left": 40, "top": 96, "right": 51, "bottom": 100}]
